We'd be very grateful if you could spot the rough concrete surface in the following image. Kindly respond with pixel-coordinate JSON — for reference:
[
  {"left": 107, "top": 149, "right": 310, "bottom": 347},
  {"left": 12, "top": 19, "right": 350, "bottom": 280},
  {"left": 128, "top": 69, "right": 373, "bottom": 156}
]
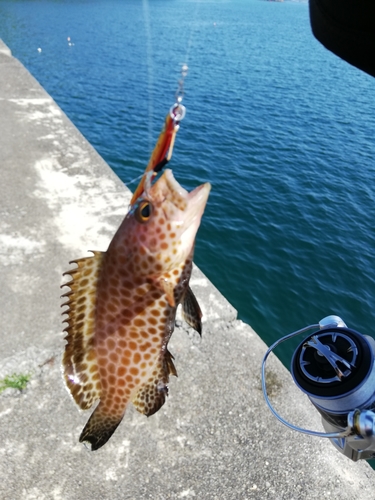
[{"left": 1, "top": 39, "right": 375, "bottom": 499}]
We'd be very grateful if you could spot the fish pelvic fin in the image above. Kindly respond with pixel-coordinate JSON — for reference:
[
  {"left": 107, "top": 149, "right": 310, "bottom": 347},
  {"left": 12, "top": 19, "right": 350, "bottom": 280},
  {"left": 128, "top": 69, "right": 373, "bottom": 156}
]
[
  {"left": 182, "top": 286, "right": 202, "bottom": 336},
  {"left": 154, "top": 277, "right": 176, "bottom": 307},
  {"left": 132, "top": 350, "right": 177, "bottom": 417},
  {"left": 62, "top": 251, "right": 105, "bottom": 410},
  {"left": 79, "top": 402, "right": 123, "bottom": 451}
]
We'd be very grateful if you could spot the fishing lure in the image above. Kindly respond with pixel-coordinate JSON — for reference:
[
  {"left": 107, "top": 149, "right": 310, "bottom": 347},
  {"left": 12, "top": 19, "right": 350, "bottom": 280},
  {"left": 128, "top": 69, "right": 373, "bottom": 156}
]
[{"left": 131, "top": 104, "right": 186, "bottom": 204}]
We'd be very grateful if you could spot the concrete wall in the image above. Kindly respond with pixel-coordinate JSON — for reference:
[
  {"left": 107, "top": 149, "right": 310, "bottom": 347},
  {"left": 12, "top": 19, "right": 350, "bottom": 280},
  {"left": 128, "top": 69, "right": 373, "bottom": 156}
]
[{"left": 1, "top": 39, "right": 375, "bottom": 499}]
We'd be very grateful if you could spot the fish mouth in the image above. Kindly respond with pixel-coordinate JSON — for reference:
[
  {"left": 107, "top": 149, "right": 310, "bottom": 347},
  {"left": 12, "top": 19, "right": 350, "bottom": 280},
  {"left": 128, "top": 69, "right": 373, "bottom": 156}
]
[
  {"left": 158, "top": 169, "right": 210, "bottom": 250},
  {"left": 138, "top": 168, "right": 210, "bottom": 261},
  {"left": 186, "top": 181, "right": 211, "bottom": 219},
  {"left": 163, "top": 168, "right": 211, "bottom": 221},
  {"left": 145, "top": 168, "right": 210, "bottom": 237},
  {"left": 163, "top": 169, "right": 190, "bottom": 208}
]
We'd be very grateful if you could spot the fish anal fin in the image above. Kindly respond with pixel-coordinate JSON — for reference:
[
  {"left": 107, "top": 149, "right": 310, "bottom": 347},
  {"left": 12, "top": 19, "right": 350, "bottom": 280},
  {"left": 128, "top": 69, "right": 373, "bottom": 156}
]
[
  {"left": 133, "top": 382, "right": 168, "bottom": 417},
  {"left": 79, "top": 402, "right": 124, "bottom": 451},
  {"left": 132, "top": 349, "right": 176, "bottom": 416},
  {"left": 62, "top": 251, "right": 105, "bottom": 410},
  {"left": 182, "top": 286, "right": 202, "bottom": 336}
]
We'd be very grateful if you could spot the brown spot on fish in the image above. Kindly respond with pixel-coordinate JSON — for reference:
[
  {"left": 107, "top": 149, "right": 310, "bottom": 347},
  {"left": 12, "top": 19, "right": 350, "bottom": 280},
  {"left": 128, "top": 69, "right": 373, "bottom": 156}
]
[
  {"left": 128, "top": 341, "right": 137, "bottom": 351},
  {"left": 133, "top": 353, "right": 141, "bottom": 364},
  {"left": 134, "top": 318, "right": 146, "bottom": 327}
]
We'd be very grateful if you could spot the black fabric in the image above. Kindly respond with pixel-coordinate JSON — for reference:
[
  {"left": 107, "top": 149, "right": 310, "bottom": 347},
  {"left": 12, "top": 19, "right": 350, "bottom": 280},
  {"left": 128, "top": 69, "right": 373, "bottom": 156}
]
[{"left": 309, "top": 0, "right": 375, "bottom": 78}]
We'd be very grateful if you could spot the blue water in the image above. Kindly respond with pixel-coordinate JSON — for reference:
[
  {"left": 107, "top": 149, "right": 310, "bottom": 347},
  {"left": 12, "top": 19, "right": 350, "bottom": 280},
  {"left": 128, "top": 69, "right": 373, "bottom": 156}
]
[{"left": 1, "top": 0, "right": 375, "bottom": 367}]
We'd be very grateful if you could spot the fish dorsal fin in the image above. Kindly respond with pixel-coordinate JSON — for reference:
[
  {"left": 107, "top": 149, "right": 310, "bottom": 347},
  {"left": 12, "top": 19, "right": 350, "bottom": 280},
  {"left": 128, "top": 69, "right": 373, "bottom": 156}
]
[
  {"left": 132, "top": 350, "right": 177, "bottom": 416},
  {"left": 62, "top": 251, "right": 105, "bottom": 410},
  {"left": 182, "top": 286, "right": 202, "bottom": 336}
]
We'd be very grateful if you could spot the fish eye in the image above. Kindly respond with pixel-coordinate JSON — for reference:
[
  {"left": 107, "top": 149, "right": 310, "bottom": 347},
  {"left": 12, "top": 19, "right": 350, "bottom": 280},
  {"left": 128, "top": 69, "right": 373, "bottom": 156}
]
[{"left": 135, "top": 200, "right": 153, "bottom": 223}]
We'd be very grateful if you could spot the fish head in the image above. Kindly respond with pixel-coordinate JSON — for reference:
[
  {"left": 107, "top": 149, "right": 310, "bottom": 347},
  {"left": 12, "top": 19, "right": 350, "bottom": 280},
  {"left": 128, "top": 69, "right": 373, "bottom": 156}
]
[{"left": 124, "top": 169, "right": 211, "bottom": 274}]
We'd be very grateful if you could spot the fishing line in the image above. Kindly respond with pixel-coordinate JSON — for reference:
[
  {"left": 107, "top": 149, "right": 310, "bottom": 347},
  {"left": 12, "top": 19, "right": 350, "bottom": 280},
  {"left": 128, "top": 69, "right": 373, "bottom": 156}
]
[
  {"left": 142, "top": 0, "right": 154, "bottom": 154},
  {"left": 126, "top": 173, "right": 144, "bottom": 187},
  {"left": 142, "top": 0, "right": 201, "bottom": 126},
  {"left": 183, "top": 0, "right": 201, "bottom": 68},
  {"left": 173, "top": 0, "right": 201, "bottom": 104},
  {"left": 131, "top": 0, "right": 201, "bottom": 192}
]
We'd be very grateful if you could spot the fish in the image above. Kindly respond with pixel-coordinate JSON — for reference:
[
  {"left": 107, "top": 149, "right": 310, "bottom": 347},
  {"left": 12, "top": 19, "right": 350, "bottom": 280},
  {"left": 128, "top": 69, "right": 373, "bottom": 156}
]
[{"left": 62, "top": 168, "right": 210, "bottom": 450}]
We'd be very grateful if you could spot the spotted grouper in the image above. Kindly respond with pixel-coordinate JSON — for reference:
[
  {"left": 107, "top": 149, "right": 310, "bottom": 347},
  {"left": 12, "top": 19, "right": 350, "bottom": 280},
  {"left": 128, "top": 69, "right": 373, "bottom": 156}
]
[{"left": 62, "top": 169, "right": 210, "bottom": 450}]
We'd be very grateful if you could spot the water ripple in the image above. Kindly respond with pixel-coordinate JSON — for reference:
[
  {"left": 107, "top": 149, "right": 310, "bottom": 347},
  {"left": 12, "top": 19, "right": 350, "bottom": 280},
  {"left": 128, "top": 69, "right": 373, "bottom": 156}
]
[{"left": 1, "top": 0, "right": 374, "bottom": 366}]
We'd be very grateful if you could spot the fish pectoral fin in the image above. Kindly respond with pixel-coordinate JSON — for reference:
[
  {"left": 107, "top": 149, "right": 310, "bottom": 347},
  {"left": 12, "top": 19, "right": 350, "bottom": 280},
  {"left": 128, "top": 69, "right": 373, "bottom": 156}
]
[
  {"left": 132, "top": 350, "right": 176, "bottom": 416},
  {"left": 181, "top": 286, "right": 202, "bottom": 336},
  {"left": 62, "top": 251, "right": 105, "bottom": 410},
  {"left": 154, "top": 277, "right": 175, "bottom": 307},
  {"left": 79, "top": 402, "right": 123, "bottom": 451}
]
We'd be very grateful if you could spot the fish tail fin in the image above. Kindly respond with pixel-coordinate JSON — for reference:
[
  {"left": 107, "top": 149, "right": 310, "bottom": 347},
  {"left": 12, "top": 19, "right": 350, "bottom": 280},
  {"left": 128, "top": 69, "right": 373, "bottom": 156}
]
[{"left": 79, "top": 402, "right": 124, "bottom": 451}]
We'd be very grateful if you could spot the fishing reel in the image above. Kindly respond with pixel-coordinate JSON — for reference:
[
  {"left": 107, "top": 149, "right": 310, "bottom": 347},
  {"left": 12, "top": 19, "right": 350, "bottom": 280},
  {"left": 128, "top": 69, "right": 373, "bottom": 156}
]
[{"left": 262, "top": 316, "right": 375, "bottom": 461}]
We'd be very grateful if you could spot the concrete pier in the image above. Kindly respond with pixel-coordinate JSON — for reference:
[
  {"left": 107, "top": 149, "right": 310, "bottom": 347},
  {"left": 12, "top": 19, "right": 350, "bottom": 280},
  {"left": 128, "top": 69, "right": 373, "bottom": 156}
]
[{"left": 1, "top": 39, "right": 375, "bottom": 499}]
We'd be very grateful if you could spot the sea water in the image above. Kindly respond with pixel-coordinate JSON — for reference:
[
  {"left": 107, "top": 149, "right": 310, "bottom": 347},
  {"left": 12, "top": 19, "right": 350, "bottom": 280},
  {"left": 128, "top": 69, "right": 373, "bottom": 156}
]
[{"left": 0, "top": 0, "right": 374, "bottom": 367}]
